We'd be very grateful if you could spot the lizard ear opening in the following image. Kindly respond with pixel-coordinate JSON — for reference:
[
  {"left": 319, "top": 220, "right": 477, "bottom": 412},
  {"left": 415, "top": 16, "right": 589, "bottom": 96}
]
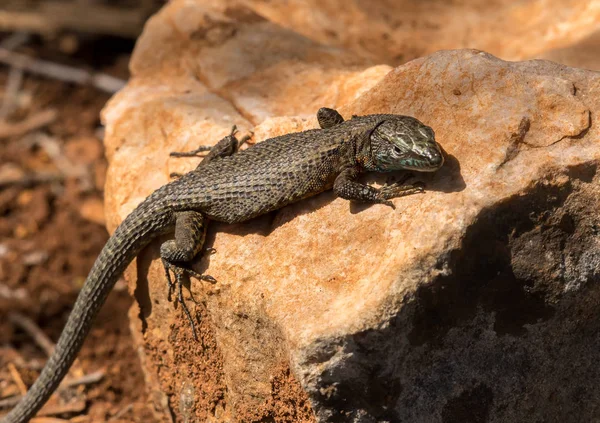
[{"left": 352, "top": 119, "right": 390, "bottom": 171}]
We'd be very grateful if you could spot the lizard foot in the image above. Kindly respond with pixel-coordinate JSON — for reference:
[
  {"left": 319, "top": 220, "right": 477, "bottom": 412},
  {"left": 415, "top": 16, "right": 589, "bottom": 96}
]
[
  {"left": 170, "top": 126, "right": 253, "bottom": 160},
  {"left": 232, "top": 125, "right": 254, "bottom": 147},
  {"left": 170, "top": 145, "right": 212, "bottom": 158},
  {"left": 161, "top": 259, "right": 216, "bottom": 341},
  {"left": 377, "top": 181, "right": 425, "bottom": 208}
]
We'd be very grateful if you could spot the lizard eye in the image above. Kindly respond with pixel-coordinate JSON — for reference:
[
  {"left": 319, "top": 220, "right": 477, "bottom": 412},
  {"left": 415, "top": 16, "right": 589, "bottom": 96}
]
[{"left": 393, "top": 146, "right": 402, "bottom": 154}]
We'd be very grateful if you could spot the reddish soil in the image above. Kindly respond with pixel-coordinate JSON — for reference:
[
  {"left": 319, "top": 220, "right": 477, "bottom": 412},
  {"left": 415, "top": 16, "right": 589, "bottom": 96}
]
[{"left": 0, "top": 36, "right": 157, "bottom": 423}]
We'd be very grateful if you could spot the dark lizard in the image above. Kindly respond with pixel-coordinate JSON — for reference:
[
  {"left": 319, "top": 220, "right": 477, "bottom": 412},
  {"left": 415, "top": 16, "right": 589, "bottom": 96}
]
[{"left": 2, "top": 107, "right": 443, "bottom": 423}]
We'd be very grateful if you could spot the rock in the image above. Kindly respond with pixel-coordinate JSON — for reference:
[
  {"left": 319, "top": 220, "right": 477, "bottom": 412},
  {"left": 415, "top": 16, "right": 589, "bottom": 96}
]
[
  {"left": 245, "top": 0, "right": 600, "bottom": 65},
  {"left": 101, "top": 1, "right": 600, "bottom": 422},
  {"left": 79, "top": 197, "right": 106, "bottom": 226}
]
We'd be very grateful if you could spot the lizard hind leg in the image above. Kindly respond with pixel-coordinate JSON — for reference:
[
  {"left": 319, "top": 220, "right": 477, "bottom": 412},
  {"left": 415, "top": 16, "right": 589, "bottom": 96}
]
[
  {"left": 170, "top": 125, "right": 251, "bottom": 165},
  {"left": 169, "top": 126, "right": 252, "bottom": 178},
  {"left": 160, "top": 210, "right": 215, "bottom": 341}
]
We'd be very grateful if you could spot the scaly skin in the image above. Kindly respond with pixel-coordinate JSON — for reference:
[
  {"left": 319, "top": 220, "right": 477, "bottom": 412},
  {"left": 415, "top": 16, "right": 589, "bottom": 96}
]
[{"left": 2, "top": 108, "right": 443, "bottom": 423}]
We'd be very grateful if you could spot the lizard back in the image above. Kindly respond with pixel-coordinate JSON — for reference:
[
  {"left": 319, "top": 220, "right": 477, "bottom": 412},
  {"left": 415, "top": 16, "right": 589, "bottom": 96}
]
[{"left": 167, "top": 124, "right": 359, "bottom": 223}]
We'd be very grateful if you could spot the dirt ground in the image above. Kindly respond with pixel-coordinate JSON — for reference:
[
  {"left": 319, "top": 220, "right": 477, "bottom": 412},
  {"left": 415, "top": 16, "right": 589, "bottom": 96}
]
[{"left": 0, "top": 34, "right": 157, "bottom": 422}]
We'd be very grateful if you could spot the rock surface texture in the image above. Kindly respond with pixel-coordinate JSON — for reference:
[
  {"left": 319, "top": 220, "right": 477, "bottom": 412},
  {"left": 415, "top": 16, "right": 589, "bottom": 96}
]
[
  {"left": 243, "top": 0, "right": 600, "bottom": 65},
  {"left": 102, "top": 1, "right": 600, "bottom": 422}
]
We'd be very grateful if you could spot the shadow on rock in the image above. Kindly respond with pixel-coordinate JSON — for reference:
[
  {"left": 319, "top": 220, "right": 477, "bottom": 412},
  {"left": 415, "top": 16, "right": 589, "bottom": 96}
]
[{"left": 309, "top": 162, "right": 600, "bottom": 422}]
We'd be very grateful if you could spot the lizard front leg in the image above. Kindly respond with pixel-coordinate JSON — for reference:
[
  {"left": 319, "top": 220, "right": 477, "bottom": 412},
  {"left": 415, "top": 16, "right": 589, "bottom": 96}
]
[{"left": 333, "top": 167, "right": 424, "bottom": 209}]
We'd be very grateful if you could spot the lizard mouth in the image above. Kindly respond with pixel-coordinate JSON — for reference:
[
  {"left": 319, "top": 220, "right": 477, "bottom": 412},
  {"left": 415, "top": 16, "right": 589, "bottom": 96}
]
[{"left": 400, "top": 149, "right": 444, "bottom": 171}]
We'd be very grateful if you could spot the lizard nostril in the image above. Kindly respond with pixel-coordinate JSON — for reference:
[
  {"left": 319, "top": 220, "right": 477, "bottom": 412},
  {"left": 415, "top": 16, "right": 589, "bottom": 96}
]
[{"left": 430, "top": 151, "right": 444, "bottom": 167}]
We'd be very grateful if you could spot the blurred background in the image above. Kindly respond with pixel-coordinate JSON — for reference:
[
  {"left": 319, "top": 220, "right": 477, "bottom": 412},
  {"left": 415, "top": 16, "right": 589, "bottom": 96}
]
[
  {"left": 0, "top": 2, "right": 165, "bottom": 422},
  {"left": 0, "top": 0, "right": 598, "bottom": 422}
]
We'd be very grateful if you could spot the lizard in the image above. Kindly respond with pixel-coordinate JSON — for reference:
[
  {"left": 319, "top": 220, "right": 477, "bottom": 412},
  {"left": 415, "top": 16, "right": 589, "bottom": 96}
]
[{"left": 2, "top": 107, "right": 444, "bottom": 423}]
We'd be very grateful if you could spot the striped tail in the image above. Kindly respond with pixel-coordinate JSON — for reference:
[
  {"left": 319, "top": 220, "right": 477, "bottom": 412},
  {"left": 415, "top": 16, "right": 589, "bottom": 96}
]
[{"left": 2, "top": 196, "right": 173, "bottom": 423}]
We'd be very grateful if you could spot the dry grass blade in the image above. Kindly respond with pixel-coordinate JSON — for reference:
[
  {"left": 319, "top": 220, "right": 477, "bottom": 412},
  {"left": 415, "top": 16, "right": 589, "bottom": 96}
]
[{"left": 7, "top": 363, "right": 27, "bottom": 395}]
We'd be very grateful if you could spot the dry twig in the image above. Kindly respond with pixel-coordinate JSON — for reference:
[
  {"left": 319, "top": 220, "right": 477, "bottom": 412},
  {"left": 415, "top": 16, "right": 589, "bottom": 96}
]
[
  {"left": 0, "top": 371, "right": 104, "bottom": 410},
  {"left": 0, "top": 109, "right": 57, "bottom": 139},
  {"left": 61, "top": 370, "right": 105, "bottom": 389},
  {"left": 0, "top": 2, "right": 153, "bottom": 38},
  {"left": 6, "top": 311, "right": 85, "bottom": 377},
  {"left": 0, "top": 171, "right": 63, "bottom": 189},
  {"left": 8, "top": 312, "right": 55, "bottom": 357},
  {"left": 37, "top": 399, "right": 86, "bottom": 417},
  {"left": 0, "top": 32, "right": 30, "bottom": 50},
  {"left": 0, "top": 396, "right": 21, "bottom": 409},
  {"left": 0, "top": 47, "right": 126, "bottom": 93}
]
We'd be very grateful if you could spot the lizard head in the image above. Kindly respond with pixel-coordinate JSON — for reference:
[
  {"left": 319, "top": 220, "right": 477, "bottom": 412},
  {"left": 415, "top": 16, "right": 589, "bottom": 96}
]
[{"left": 369, "top": 117, "right": 444, "bottom": 172}]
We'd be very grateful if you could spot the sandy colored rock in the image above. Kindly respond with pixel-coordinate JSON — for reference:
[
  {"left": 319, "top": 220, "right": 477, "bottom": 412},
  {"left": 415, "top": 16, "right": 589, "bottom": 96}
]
[
  {"left": 78, "top": 197, "right": 106, "bottom": 226},
  {"left": 101, "top": 1, "right": 600, "bottom": 422},
  {"left": 244, "top": 0, "right": 600, "bottom": 64}
]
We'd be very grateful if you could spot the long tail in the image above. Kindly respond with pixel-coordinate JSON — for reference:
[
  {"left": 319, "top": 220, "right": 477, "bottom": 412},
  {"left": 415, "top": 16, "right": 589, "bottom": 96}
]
[{"left": 3, "top": 194, "right": 174, "bottom": 423}]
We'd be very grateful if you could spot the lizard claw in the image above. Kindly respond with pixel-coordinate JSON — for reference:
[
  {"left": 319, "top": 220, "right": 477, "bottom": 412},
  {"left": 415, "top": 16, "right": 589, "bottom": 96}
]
[
  {"left": 201, "top": 275, "right": 217, "bottom": 284},
  {"left": 383, "top": 199, "right": 396, "bottom": 209},
  {"left": 238, "top": 131, "right": 254, "bottom": 148},
  {"left": 379, "top": 181, "right": 425, "bottom": 201},
  {"left": 161, "top": 260, "right": 218, "bottom": 341}
]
